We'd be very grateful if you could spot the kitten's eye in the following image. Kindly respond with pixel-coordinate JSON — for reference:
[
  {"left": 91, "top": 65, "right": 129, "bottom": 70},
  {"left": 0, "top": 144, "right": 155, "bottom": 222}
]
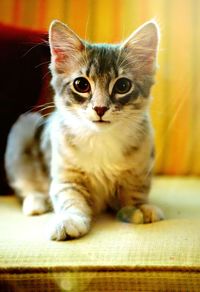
[
  {"left": 113, "top": 78, "right": 132, "bottom": 94},
  {"left": 73, "top": 77, "right": 91, "bottom": 93}
]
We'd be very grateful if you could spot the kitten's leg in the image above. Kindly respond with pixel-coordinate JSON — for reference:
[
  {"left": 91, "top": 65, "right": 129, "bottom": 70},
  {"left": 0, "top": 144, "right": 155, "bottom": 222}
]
[
  {"left": 133, "top": 203, "right": 164, "bottom": 224},
  {"left": 49, "top": 180, "right": 92, "bottom": 241},
  {"left": 117, "top": 203, "right": 164, "bottom": 224},
  {"left": 13, "top": 179, "right": 51, "bottom": 216},
  {"left": 5, "top": 112, "right": 50, "bottom": 215},
  {"left": 9, "top": 173, "right": 50, "bottom": 216},
  {"left": 117, "top": 174, "right": 164, "bottom": 224},
  {"left": 22, "top": 191, "right": 51, "bottom": 216}
]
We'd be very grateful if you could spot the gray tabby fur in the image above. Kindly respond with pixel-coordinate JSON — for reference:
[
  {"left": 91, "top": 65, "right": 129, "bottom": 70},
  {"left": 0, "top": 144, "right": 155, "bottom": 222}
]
[{"left": 5, "top": 20, "right": 164, "bottom": 240}]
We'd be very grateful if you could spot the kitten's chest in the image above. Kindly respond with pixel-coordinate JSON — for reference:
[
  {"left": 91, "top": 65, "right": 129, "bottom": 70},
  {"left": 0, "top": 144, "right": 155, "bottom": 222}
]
[
  {"left": 73, "top": 134, "right": 126, "bottom": 209},
  {"left": 71, "top": 131, "right": 130, "bottom": 176}
]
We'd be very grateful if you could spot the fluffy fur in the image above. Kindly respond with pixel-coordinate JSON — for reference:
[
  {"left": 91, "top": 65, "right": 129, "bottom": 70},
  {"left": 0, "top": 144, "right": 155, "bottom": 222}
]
[{"left": 5, "top": 20, "right": 164, "bottom": 240}]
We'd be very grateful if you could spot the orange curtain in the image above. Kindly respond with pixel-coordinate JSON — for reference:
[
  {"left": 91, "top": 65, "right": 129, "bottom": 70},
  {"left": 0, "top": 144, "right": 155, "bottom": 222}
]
[{"left": 0, "top": 0, "right": 200, "bottom": 175}]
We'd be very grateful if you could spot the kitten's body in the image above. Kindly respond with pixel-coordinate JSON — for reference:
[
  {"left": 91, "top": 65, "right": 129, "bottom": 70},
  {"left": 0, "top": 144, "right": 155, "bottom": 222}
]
[{"left": 5, "top": 20, "right": 164, "bottom": 240}]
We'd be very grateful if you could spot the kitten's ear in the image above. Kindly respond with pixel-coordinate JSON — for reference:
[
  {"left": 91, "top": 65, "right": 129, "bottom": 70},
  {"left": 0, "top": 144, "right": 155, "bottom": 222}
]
[
  {"left": 49, "top": 20, "right": 84, "bottom": 73},
  {"left": 121, "top": 20, "right": 160, "bottom": 75}
]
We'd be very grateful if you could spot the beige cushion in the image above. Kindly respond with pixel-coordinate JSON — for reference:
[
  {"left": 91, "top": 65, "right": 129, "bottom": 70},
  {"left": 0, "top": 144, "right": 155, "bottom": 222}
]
[{"left": 0, "top": 177, "right": 200, "bottom": 291}]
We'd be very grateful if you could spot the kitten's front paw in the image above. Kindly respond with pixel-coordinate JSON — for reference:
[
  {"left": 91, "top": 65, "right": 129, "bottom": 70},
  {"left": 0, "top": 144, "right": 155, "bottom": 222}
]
[
  {"left": 137, "top": 204, "right": 164, "bottom": 224},
  {"left": 23, "top": 194, "right": 50, "bottom": 216},
  {"left": 49, "top": 212, "right": 91, "bottom": 241},
  {"left": 117, "top": 204, "right": 164, "bottom": 224}
]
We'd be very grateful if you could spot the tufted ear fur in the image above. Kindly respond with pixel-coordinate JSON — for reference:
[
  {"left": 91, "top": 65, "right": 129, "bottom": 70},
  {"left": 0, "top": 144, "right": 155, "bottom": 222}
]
[
  {"left": 49, "top": 20, "right": 84, "bottom": 74},
  {"left": 121, "top": 20, "right": 160, "bottom": 76}
]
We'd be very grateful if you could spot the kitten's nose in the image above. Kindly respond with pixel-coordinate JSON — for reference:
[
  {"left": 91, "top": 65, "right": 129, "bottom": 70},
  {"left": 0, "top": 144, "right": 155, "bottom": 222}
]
[{"left": 93, "top": 106, "right": 109, "bottom": 118}]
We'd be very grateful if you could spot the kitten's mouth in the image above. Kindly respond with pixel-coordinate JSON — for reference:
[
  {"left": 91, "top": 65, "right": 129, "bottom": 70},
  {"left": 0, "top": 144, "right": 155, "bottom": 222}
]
[{"left": 93, "top": 119, "right": 111, "bottom": 124}]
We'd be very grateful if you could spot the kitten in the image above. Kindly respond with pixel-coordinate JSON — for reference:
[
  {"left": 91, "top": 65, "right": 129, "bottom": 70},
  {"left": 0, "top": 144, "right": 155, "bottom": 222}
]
[{"left": 5, "top": 20, "right": 164, "bottom": 241}]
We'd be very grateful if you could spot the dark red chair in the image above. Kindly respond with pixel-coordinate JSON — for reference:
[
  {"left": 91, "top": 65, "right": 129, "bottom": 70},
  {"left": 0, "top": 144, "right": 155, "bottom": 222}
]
[{"left": 0, "top": 24, "right": 51, "bottom": 194}]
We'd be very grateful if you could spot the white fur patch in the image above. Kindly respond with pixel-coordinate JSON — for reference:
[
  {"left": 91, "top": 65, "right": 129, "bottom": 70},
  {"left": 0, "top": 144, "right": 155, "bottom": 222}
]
[{"left": 49, "top": 211, "right": 91, "bottom": 240}]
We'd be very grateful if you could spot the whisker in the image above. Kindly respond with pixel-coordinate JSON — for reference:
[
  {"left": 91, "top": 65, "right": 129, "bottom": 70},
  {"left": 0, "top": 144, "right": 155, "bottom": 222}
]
[
  {"left": 42, "top": 70, "right": 51, "bottom": 80},
  {"left": 21, "top": 102, "right": 54, "bottom": 116},
  {"left": 37, "top": 105, "right": 55, "bottom": 112},
  {"left": 40, "top": 112, "right": 52, "bottom": 119},
  {"left": 33, "top": 101, "right": 54, "bottom": 108},
  {"left": 35, "top": 61, "right": 50, "bottom": 69},
  {"left": 21, "top": 40, "right": 49, "bottom": 58}
]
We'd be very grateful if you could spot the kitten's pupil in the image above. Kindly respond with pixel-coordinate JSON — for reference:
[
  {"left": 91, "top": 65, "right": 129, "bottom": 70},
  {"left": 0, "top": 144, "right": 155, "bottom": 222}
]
[
  {"left": 113, "top": 78, "right": 132, "bottom": 94},
  {"left": 74, "top": 77, "right": 91, "bottom": 93}
]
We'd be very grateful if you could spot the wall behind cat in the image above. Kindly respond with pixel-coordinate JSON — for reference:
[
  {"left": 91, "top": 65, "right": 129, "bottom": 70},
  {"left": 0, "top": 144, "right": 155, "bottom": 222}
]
[{"left": 0, "top": 0, "right": 199, "bottom": 176}]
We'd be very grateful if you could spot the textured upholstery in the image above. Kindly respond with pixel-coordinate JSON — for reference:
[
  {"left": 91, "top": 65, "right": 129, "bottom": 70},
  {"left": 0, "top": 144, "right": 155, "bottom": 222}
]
[
  {"left": 1, "top": 177, "right": 200, "bottom": 291},
  {"left": 1, "top": 2, "right": 200, "bottom": 290}
]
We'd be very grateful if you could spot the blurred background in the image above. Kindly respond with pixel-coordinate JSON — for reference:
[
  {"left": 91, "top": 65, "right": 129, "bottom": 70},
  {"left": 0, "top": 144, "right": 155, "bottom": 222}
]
[{"left": 0, "top": 0, "right": 200, "bottom": 177}]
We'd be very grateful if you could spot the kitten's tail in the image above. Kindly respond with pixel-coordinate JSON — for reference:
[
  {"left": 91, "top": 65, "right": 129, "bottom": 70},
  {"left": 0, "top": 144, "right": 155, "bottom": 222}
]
[{"left": 5, "top": 112, "right": 43, "bottom": 192}]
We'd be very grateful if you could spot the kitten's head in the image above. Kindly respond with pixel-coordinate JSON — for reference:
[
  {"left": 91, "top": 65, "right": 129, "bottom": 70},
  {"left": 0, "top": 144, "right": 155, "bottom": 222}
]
[{"left": 49, "top": 20, "right": 159, "bottom": 131}]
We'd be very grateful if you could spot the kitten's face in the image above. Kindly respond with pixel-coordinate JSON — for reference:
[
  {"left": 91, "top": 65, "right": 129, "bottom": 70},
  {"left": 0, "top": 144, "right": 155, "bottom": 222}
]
[{"left": 49, "top": 20, "right": 159, "bottom": 129}]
